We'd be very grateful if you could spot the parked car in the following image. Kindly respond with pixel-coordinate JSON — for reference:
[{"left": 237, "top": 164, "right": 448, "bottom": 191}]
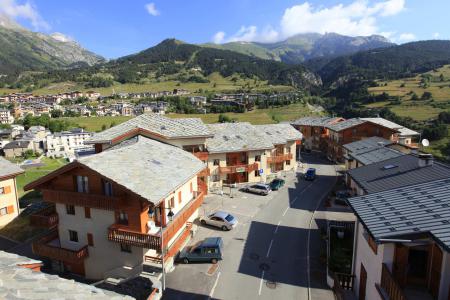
[
  {"left": 304, "top": 168, "right": 316, "bottom": 181},
  {"left": 269, "top": 178, "right": 285, "bottom": 191},
  {"left": 178, "top": 237, "right": 223, "bottom": 264},
  {"left": 199, "top": 211, "right": 238, "bottom": 231},
  {"left": 242, "top": 183, "right": 271, "bottom": 195}
]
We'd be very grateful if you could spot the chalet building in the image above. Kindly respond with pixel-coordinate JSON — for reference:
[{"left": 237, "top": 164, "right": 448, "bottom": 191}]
[
  {"left": 290, "top": 116, "right": 344, "bottom": 152},
  {"left": 346, "top": 154, "right": 450, "bottom": 196},
  {"left": 0, "top": 158, "right": 24, "bottom": 227},
  {"left": 348, "top": 178, "right": 450, "bottom": 300},
  {"left": 25, "top": 137, "right": 206, "bottom": 280},
  {"left": 326, "top": 118, "right": 399, "bottom": 162},
  {"left": 362, "top": 117, "right": 420, "bottom": 148}
]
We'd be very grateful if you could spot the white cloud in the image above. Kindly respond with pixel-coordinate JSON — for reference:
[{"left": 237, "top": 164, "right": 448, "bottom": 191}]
[
  {"left": 213, "top": 31, "right": 225, "bottom": 44},
  {"left": 398, "top": 32, "right": 416, "bottom": 42},
  {"left": 145, "top": 3, "right": 160, "bottom": 16},
  {"left": 213, "top": 0, "right": 407, "bottom": 43},
  {"left": 0, "top": 0, "right": 49, "bottom": 30},
  {"left": 433, "top": 32, "right": 440, "bottom": 39}
]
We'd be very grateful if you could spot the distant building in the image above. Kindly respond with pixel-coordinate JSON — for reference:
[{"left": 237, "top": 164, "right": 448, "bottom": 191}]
[
  {"left": 361, "top": 117, "right": 420, "bottom": 147},
  {"left": 0, "top": 157, "right": 23, "bottom": 227},
  {"left": 2, "top": 140, "right": 33, "bottom": 158},
  {"left": 190, "top": 96, "right": 207, "bottom": 106},
  {"left": 45, "top": 128, "right": 94, "bottom": 158},
  {"left": 0, "top": 109, "right": 14, "bottom": 124}
]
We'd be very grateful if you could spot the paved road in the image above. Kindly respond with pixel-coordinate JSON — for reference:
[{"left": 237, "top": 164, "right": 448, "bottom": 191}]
[{"left": 164, "top": 155, "right": 337, "bottom": 300}]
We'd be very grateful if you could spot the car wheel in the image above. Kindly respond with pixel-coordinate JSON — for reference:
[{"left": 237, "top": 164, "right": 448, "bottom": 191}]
[
  {"left": 221, "top": 225, "right": 228, "bottom": 231},
  {"left": 200, "top": 220, "right": 206, "bottom": 225},
  {"left": 211, "top": 258, "right": 218, "bottom": 264},
  {"left": 183, "top": 258, "right": 189, "bottom": 264}
]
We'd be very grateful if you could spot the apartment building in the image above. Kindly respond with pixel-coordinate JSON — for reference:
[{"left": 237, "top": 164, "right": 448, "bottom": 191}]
[
  {"left": 0, "top": 157, "right": 24, "bottom": 227},
  {"left": 25, "top": 137, "right": 206, "bottom": 280},
  {"left": 348, "top": 178, "right": 450, "bottom": 300},
  {"left": 45, "top": 128, "right": 94, "bottom": 158},
  {"left": 327, "top": 118, "right": 399, "bottom": 162},
  {"left": 0, "top": 108, "right": 14, "bottom": 124},
  {"left": 290, "top": 116, "right": 344, "bottom": 152},
  {"left": 362, "top": 117, "right": 420, "bottom": 147}
]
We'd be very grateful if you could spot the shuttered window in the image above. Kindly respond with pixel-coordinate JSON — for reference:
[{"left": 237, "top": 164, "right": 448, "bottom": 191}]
[
  {"left": 84, "top": 207, "right": 91, "bottom": 219},
  {"left": 178, "top": 191, "right": 182, "bottom": 204},
  {"left": 87, "top": 233, "right": 94, "bottom": 246}
]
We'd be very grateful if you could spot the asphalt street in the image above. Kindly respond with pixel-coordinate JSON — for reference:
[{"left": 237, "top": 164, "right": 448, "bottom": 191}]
[{"left": 164, "top": 155, "right": 338, "bottom": 300}]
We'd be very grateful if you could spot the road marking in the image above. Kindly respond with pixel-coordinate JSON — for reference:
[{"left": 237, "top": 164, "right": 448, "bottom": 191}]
[
  {"left": 208, "top": 271, "right": 221, "bottom": 299},
  {"left": 274, "top": 221, "right": 281, "bottom": 234},
  {"left": 266, "top": 239, "right": 274, "bottom": 257},
  {"left": 282, "top": 206, "right": 289, "bottom": 216},
  {"left": 258, "top": 270, "right": 265, "bottom": 295}
]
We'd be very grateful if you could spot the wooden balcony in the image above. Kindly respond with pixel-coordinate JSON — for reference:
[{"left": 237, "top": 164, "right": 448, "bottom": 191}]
[
  {"left": 41, "top": 189, "right": 120, "bottom": 211},
  {"left": 377, "top": 263, "right": 407, "bottom": 300},
  {"left": 218, "top": 163, "right": 258, "bottom": 175},
  {"left": 30, "top": 205, "right": 58, "bottom": 228},
  {"left": 32, "top": 230, "right": 88, "bottom": 264},
  {"left": 193, "top": 152, "right": 209, "bottom": 161},
  {"left": 267, "top": 153, "right": 293, "bottom": 164}
]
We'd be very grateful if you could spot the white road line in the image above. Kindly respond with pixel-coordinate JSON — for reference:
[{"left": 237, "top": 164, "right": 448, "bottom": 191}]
[
  {"left": 282, "top": 206, "right": 289, "bottom": 216},
  {"left": 258, "top": 270, "right": 265, "bottom": 296},
  {"left": 266, "top": 239, "right": 274, "bottom": 257},
  {"left": 208, "top": 271, "right": 221, "bottom": 299},
  {"left": 274, "top": 221, "right": 281, "bottom": 234}
]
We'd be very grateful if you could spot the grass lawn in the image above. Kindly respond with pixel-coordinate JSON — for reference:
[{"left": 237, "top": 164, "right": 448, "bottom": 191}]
[
  {"left": 389, "top": 104, "right": 443, "bottom": 121},
  {"left": 64, "top": 116, "right": 133, "bottom": 132}
]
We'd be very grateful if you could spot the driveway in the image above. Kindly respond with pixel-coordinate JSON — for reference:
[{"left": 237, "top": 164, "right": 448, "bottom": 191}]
[{"left": 164, "top": 155, "right": 338, "bottom": 300}]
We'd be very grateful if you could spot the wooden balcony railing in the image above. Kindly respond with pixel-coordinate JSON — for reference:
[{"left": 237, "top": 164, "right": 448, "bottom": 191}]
[
  {"left": 193, "top": 152, "right": 209, "bottom": 161},
  {"left": 32, "top": 230, "right": 89, "bottom": 264},
  {"left": 218, "top": 163, "right": 258, "bottom": 175},
  {"left": 30, "top": 206, "right": 58, "bottom": 228},
  {"left": 267, "top": 153, "right": 293, "bottom": 164},
  {"left": 377, "top": 263, "right": 407, "bottom": 300},
  {"left": 41, "top": 189, "right": 120, "bottom": 211}
]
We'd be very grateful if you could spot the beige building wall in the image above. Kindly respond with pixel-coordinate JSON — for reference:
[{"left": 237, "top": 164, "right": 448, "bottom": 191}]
[{"left": 0, "top": 177, "right": 19, "bottom": 227}]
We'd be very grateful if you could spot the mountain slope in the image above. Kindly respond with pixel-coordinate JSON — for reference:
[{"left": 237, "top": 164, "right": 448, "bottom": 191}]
[
  {"left": 204, "top": 33, "right": 393, "bottom": 64},
  {"left": 0, "top": 15, "right": 104, "bottom": 77}
]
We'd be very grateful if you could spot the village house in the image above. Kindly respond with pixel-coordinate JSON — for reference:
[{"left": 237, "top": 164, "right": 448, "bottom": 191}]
[
  {"left": 189, "top": 96, "right": 207, "bottom": 107},
  {"left": 45, "top": 128, "right": 94, "bottom": 159},
  {"left": 85, "top": 90, "right": 101, "bottom": 100},
  {"left": 0, "top": 108, "right": 14, "bottom": 124},
  {"left": 25, "top": 137, "right": 206, "bottom": 282},
  {"left": 348, "top": 178, "right": 450, "bottom": 300},
  {"left": 0, "top": 157, "right": 23, "bottom": 227},
  {"left": 2, "top": 140, "right": 34, "bottom": 158},
  {"left": 290, "top": 116, "right": 344, "bottom": 153},
  {"left": 362, "top": 117, "right": 420, "bottom": 147}
]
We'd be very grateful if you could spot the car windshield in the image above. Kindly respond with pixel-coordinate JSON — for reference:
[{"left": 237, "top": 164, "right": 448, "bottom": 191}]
[
  {"left": 189, "top": 242, "right": 202, "bottom": 253},
  {"left": 225, "top": 214, "right": 234, "bottom": 222}
]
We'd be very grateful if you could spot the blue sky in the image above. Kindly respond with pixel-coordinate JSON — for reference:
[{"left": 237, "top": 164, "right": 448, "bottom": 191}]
[{"left": 1, "top": 0, "right": 449, "bottom": 58}]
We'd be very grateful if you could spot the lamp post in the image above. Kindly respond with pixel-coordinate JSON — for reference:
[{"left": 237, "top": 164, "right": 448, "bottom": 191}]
[{"left": 159, "top": 206, "right": 174, "bottom": 292}]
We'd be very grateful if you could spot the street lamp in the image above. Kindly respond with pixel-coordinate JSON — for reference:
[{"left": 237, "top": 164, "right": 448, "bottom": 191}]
[{"left": 159, "top": 206, "right": 174, "bottom": 292}]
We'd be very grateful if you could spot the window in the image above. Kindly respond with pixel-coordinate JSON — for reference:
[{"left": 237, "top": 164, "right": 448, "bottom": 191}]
[
  {"left": 69, "top": 230, "right": 78, "bottom": 242},
  {"left": 169, "top": 197, "right": 175, "bottom": 208},
  {"left": 76, "top": 176, "right": 89, "bottom": 193},
  {"left": 190, "top": 182, "right": 193, "bottom": 193},
  {"left": 0, "top": 187, "right": 4, "bottom": 195},
  {"left": 205, "top": 247, "right": 218, "bottom": 254},
  {"left": 0, "top": 186, "right": 11, "bottom": 195},
  {"left": 118, "top": 211, "right": 128, "bottom": 225},
  {"left": 212, "top": 175, "right": 220, "bottom": 182},
  {"left": 84, "top": 207, "right": 91, "bottom": 219},
  {"left": 0, "top": 207, "right": 7, "bottom": 216},
  {"left": 254, "top": 170, "right": 260, "bottom": 177},
  {"left": 213, "top": 159, "right": 220, "bottom": 166},
  {"left": 286, "top": 160, "right": 291, "bottom": 165},
  {"left": 66, "top": 204, "right": 75, "bottom": 215},
  {"left": 178, "top": 191, "right": 182, "bottom": 204},
  {"left": 120, "top": 243, "right": 132, "bottom": 253},
  {"left": 87, "top": 233, "right": 94, "bottom": 246},
  {"left": 103, "top": 180, "right": 113, "bottom": 196},
  {"left": 255, "top": 155, "right": 261, "bottom": 162}
]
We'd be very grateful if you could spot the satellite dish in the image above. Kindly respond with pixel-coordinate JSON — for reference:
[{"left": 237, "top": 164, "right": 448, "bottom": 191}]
[{"left": 421, "top": 139, "right": 430, "bottom": 147}]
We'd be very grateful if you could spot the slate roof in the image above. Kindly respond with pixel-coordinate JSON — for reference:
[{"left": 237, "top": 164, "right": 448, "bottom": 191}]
[
  {"left": 206, "top": 123, "right": 274, "bottom": 153},
  {"left": 349, "top": 147, "right": 404, "bottom": 166},
  {"left": 254, "top": 124, "right": 303, "bottom": 145},
  {"left": 2, "top": 140, "right": 31, "bottom": 149},
  {"left": 327, "top": 118, "right": 367, "bottom": 132},
  {"left": 347, "top": 154, "right": 450, "bottom": 194},
  {"left": 0, "top": 157, "right": 24, "bottom": 178},
  {"left": 348, "top": 178, "right": 450, "bottom": 252},
  {"left": 290, "top": 116, "right": 342, "bottom": 127},
  {"left": 0, "top": 251, "right": 132, "bottom": 299},
  {"left": 362, "top": 117, "right": 419, "bottom": 137},
  {"left": 343, "top": 136, "right": 394, "bottom": 153},
  {"left": 79, "top": 137, "right": 205, "bottom": 203},
  {"left": 87, "top": 113, "right": 213, "bottom": 144}
]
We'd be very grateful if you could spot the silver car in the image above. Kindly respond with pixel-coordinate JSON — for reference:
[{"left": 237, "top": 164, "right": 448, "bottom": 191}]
[
  {"left": 199, "top": 211, "right": 238, "bottom": 231},
  {"left": 243, "top": 183, "right": 271, "bottom": 195}
]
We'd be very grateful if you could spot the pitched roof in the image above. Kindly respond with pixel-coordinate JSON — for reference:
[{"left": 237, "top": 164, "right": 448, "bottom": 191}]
[
  {"left": 347, "top": 154, "right": 450, "bottom": 194},
  {"left": 0, "top": 251, "right": 132, "bottom": 300},
  {"left": 349, "top": 147, "right": 405, "bottom": 166},
  {"left": 348, "top": 178, "right": 450, "bottom": 252},
  {"left": 343, "top": 136, "right": 394, "bottom": 152},
  {"left": 0, "top": 157, "right": 23, "bottom": 178},
  {"left": 290, "top": 116, "right": 342, "bottom": 127},
  {"left": 254, "top": 124, "right": 303, "bottom": 145},
  {"left": 206, "top": 123, "right": 274, "bottom": 153},
  {"left": 87, "top": 113, "right": 213, "bottom": 144},
  {"left": 2, "top": 140, "right": 31, "bottom": 149},
  {"left": 362, "top": 117, "right": 419, "bottom": 137},
  {"left": 327, "top": 118, "right": 367, "bottom": 132}
]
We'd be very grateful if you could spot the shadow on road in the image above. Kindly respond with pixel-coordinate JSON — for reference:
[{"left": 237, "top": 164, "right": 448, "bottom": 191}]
[{"left": 162, "top": 288, "right": 216, "bottom": 300}]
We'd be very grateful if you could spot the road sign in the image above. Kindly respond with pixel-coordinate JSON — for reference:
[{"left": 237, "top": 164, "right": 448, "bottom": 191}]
[{"left": 259, "top": 169, "right": 264, "bottom": 175}]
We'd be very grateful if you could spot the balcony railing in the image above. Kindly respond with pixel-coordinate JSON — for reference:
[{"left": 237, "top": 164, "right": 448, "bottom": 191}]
[
  {"left": 32, "top": 230, "right": 89, "bottom": 264},
  {"left": 377, "top": 263, "right": 407, "bottom": 300},
  {"left": 218, "top": 163, "right": 258, "bottom": 175},
  {"left": 107, "top": 191, "right": 204, "bottom": 250},
  {"left": 41, "top": 189, "right": 120, "bottom": 211},
  {"left": 267, "top": 153, "right": 293, "bottom": 164},
  {"left": 193, "top": 152, "right": 209, "bottom": 161},
  {"left": 30, "top": 205, "right": 58, "bottom": 228}
]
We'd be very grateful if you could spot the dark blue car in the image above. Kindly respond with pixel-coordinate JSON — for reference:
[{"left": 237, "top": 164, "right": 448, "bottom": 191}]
[{"left": 304, "top": 168, "right": 316, "bottom": 181}]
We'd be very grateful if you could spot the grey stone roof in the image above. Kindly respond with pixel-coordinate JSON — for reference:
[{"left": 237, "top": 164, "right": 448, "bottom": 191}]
[
  {"left": 0, "top": 251, "right": 133, "bottom": 299},
  {"left": 0, "top": 157, "right": 24, "bottom": 178},
  {"left": 290, "top": 116, "right": 342, "bottom": 127},
  {"left": 348, "top": 178, "right": 450, "bottom": 252},
  {"left": 254, "top": 124, "right": 303, "bottom": 145},
  {"left": 79, "top": 137, "right": 205, "bottom": 203},
  {"left": 349, "top": 147, "right": 404, "bottom": 166},
  {"left": 205, "top": 123, "right": 274, "bottom": 153},
  {"left": 343, "top": 136, "right": 394, "bottom": 153},
  {"left": 362, "top": 117, "right": 419, "bottom": 137},
  {"left": 2, "top": 140, "right": 31, "bottom": 150},
  {"left": 87, "top": 113, "right": 213, "bottom": 144},
  {"left": 347, "top": 154, "right": 450, "bottom": 194},
  {"left": 327, "top": 118, "right": 367, "bottom": 132}
]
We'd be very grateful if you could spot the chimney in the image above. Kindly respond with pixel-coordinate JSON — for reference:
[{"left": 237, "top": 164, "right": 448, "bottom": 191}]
[{"left": 418, "top": 153, "right": 434, "bottom": 168}]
